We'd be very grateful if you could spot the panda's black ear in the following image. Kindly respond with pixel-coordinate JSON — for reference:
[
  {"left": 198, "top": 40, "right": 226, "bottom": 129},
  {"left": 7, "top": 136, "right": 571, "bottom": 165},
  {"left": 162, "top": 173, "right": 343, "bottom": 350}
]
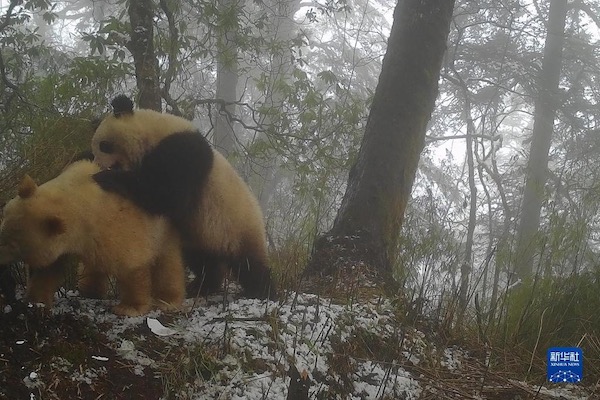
[{"left": 111, "top": 95, "right": 134, "bottom": 117}]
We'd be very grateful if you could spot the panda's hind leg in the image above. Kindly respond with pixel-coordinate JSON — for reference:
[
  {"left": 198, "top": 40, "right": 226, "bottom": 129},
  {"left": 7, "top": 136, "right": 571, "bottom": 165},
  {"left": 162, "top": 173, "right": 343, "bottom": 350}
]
[
  {"left": 78, "top": 263, "right": 109, "bottom": 299},
  {"left": 151, "top": 239, "right": 185, "bottom": 312},
  {"left": 184, "top": 249, "right": 226, "bottom": 297},
  {"left": 233, "top": 257, "right": 278, "bottom": 300}
]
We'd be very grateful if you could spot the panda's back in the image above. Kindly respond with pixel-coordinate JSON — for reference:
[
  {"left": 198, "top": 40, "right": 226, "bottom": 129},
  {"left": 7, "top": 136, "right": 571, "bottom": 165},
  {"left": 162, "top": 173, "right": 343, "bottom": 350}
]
[{"left": 194, "top": 150, "right": 266, "bottom": 255}]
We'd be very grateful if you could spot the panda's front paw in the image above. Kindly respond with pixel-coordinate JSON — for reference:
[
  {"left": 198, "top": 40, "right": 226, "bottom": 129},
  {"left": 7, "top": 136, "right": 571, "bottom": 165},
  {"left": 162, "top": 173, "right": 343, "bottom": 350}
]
[
  {"left": 93, "top": 170, "right": 118, "bottom": 189},
  {"left": 93, "top": 170, "right": 134, "bottom": 196}
]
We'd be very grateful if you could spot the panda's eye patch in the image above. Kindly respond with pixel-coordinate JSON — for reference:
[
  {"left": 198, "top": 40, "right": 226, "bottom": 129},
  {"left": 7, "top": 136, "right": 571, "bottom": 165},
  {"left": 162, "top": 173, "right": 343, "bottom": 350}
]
[{"left": 99, "top": 141, "right": 115, "bottom": 154}]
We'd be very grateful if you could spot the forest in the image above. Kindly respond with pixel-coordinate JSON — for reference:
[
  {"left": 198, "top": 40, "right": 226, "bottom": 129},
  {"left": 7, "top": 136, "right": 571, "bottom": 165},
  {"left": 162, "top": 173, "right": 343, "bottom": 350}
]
[{"left": 0, "top": 0, "right": 599, "bottom": 398}]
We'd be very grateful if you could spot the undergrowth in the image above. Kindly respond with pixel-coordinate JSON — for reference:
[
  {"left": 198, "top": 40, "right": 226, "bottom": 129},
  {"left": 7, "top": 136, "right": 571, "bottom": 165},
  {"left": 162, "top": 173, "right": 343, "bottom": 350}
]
[{"left": 491, "top": 272, "right": 600, "bottom": 384}]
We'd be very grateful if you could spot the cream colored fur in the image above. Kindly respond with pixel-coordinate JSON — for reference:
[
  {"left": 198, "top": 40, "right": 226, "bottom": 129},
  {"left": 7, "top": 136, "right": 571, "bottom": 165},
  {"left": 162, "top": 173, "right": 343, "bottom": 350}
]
[
  {"left": 92, "top": 109, "right": 268, "bottom": 266},
  {"left": 0, "top": 161, "right": 185, "bottom": 316},
  {"left": 196, "top": 151, "right": 267, "bottom": 261},
  {"left": 92, "top": 109, "right": 196, "bottom": 170}
]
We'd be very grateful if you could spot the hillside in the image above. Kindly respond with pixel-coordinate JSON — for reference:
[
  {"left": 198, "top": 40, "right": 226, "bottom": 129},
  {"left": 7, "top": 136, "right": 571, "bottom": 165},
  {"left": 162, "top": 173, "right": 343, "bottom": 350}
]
[{"left": 0, "top": 289, "right": 592, "bottom": 399}]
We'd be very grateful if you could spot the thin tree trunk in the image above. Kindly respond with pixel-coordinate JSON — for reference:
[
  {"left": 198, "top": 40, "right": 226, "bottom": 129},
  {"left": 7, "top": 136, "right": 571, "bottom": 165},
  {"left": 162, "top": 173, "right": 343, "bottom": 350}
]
[
  {"left": 443, "top": 69, "right": 479, "bottom": 313},
  {"left": 213, "top": 0, "right": 239, "bottom": 157},
  {"left": 514, "top": 0, "right": 567, "bottom": 281},
  {"left": 484, "top": 143, "right": 513, "bottom": 325},
  {"left": 128, "top": 0, "right": 161, "bottom": 111},
  {"left": 251, "top": 0, "right": 300, "bottom": 210},
  {"left": 214, "top": 66, "right": 237, "bottom": 156},
  {"left": 305, "top": 0, "right": 455, "bottom": 292},
  {"left": 460, "top": 95, "right": 477, "bottom": 312}
]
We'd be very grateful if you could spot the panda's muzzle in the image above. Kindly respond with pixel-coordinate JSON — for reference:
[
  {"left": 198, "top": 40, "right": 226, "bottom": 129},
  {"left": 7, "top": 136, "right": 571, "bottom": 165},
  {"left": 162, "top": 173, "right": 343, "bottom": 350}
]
[{"left": 109, "top": 162, "right": 123, "bottom": 171}]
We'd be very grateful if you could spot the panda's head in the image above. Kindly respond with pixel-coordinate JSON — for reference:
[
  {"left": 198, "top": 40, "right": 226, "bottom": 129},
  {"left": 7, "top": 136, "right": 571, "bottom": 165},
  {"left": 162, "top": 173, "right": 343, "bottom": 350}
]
[
  {"left": 91, "top": 95, "right": 197, "bottom": 170},
  {"left": 92, "top": 95, "right": 143, "bottom": 170},
  {"left": 0, "top": 175, "right": 68, "bottom": 267}
]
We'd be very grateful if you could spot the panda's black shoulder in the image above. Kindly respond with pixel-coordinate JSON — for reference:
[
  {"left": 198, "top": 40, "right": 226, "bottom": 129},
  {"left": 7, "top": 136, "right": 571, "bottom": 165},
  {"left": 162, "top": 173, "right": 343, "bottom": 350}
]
[
  {"left": 153, "top": 131, "right": 213, "bottom": 183},
  {"left": 137, "top": 131, "right": 214, "bottom": 222},
  {"left": 145, "top": 131, "right": 214, "bottom": 174}
]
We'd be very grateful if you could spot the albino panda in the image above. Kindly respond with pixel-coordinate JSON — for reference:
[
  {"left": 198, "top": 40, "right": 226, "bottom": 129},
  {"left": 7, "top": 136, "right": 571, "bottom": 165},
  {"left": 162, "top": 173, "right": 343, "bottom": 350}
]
[
  {"left": 91, "top": 95, "right": 277, "bottom": 299},
  {"left": 0, "top": 161, "right": 185, "bottom": 316}
]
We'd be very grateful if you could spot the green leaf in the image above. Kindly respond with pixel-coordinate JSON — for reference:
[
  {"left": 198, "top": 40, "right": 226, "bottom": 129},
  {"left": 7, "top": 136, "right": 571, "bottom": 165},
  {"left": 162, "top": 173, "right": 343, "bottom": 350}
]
[{"left": 317, "top": 70, "right": 337, "bottom": 85}]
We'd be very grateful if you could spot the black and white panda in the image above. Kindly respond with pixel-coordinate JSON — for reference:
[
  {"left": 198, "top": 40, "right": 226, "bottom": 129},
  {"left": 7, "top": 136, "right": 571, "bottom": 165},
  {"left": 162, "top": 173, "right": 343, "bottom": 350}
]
[{"left": 91, "top": 95, "right": 277, "bottom": 300}]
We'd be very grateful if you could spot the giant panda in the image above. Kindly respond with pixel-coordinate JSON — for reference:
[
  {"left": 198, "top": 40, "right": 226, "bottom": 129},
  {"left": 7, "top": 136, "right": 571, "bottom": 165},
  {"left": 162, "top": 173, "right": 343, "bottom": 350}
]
[
  {"left": 0, "top": 160, "right": 186, "bottom": 316},
  {"left": 91, "top": 95, "right": 277, "bottom": 300}
]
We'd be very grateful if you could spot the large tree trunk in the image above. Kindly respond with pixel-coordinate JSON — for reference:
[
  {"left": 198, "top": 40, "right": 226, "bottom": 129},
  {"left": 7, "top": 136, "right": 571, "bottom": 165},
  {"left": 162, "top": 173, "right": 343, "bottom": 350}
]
[
  {"left": 514, "top": 0, "right": 567, "bottom": 281},
  {"left": 128, "top": 0, "right": 161, "bottom": 111},
  {"left": 305, "top": 0, "right": 455, "bottom": 294}
]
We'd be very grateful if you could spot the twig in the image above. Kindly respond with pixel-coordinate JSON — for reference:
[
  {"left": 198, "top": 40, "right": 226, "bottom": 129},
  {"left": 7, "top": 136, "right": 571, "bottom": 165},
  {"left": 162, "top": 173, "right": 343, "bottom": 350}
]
[{"left": 527, "top": 307, "right": 547, "bottom": 379}]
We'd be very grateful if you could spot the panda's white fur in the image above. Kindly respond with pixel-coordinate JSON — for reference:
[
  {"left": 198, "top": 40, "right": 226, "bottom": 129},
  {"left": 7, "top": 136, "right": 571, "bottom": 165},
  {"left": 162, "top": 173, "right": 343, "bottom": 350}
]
[
  {"left": 91, "top": 96, "right": 276, "bottom": 299},
  {"left": 92, "top": 108, "right": 196, "bottom": 170}
]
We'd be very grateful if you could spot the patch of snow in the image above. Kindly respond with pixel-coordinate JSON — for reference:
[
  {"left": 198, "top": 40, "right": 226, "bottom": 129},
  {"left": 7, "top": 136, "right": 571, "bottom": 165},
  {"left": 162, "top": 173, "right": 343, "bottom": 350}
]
[
  {"left": 133, "top": 364, "right": 145, "bottom": 376},
  {"left": 49, "top": 356, "right": 73, "bottom": 373},
  {"left": 23, "top": 370, "right": 43, "bottom": 390},
  {"left": 441, "top": 347, "right": 465, "bottom": 370},
  {"left": 117, "top": 339, "right": 136, "bottom": 356},
  {"left": 162, "top": 293, "right": 424, "bottom": 398},
  {"left": 116, "top": 339, "right": 154, "bottom": 367},
  {"left": 71, "top": 367, "right": 106, "bottom": 385},
  {"left": 352, "top": 361, "right": 421, "bottom": 400}
]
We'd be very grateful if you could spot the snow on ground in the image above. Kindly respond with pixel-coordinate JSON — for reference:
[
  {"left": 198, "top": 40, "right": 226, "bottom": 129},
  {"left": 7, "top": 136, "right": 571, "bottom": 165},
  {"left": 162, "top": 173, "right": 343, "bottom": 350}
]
[
  {"left": 28, "top": 290, "right": 592, "bottom": 399},
  {"left": 45, "top": 291, "right": 424, "bottom": 399}
]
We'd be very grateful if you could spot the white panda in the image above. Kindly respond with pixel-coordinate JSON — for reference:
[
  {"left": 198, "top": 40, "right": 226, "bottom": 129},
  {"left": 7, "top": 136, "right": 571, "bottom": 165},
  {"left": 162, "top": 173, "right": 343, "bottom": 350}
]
[
  {"left": 91, "top": 95, "right": 276, "bottom": 299},
  {"left": 0, "top": 161, "right": 185, "bottom": 316}
]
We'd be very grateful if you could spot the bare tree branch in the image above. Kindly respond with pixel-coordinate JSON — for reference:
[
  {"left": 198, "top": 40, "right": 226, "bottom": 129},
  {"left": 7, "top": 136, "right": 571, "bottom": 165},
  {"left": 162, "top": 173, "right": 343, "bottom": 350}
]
[
  {"left": 191, "top": 98, "right": 267, "bottom": 133},
  {"left": 426, "top": 134, "right": 501, "bottom": 143}
]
